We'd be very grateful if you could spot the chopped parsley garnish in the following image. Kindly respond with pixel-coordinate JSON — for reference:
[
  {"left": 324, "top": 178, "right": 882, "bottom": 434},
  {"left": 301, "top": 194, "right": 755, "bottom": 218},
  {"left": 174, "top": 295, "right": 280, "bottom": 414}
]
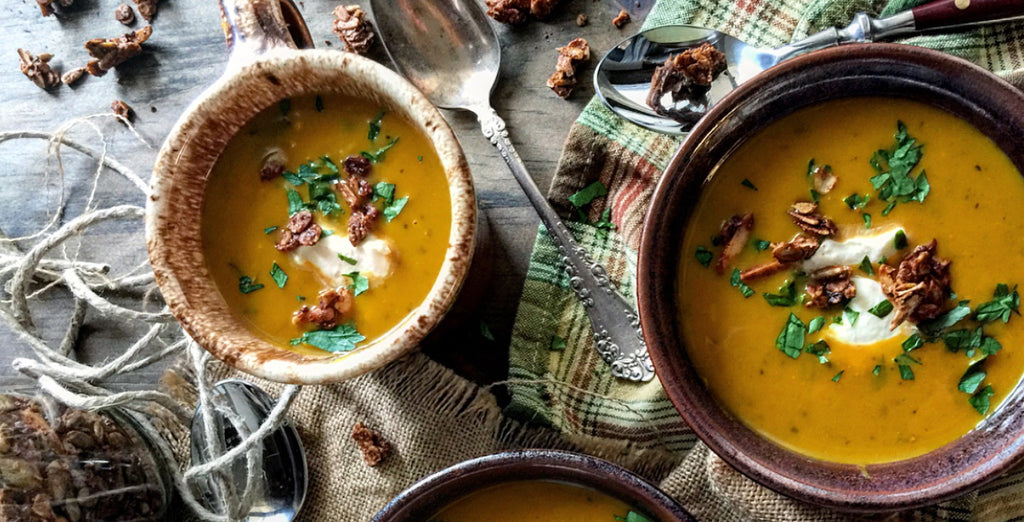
[
  {"left": 614, "top": 511, "right": 654, "bottom": 522},
  {"left": 344, "top": 272, "right": 369, "bottom": 296},
  {"left": 942, "top": 327, "right": 999, "bottom": 357},
  {"left": 290, "top": 322, "right": 365, "bottom": 353},
  {"left": 832, "top": 370, "right": 844, "bottom": 382},
  {"left": 374, "top": 182, "right": 396, "bottom": 204},
  {"left": 417, "top": 155, "right": 423, "bottom": 162},
  {"left": 868, "top": 121, "right": 930, "bottom": 213},
  {"left": 862, "top": 213, "right": 872, "bottom": 229},
  {"left": 550, "top": 335, "right": 566, "bottom": 351},
  {"left": 279, "top": 98, "right": 291, "bottom": 116},
  {"left": 480, "top": 321, "right": 495, "bottom": 341},
  {"left": 762, "top": 280, "right": 798, "bottom": 306},
  {"left": 809, "top": 189, "right": 821, "bottom": 203},
  {"left": 695, "top": 246, "right": 713, "bottom": 268},
  {"left": 264, "top": 225, "right": 278, "bottom": 234},
  {"left": 843, "top": 193, "right": 870, "bottom": 209},
  {"left": 807, "top": 316, "right": 825, "bottom": 334},
  {"left": 337, "top": 253, "right": 358, "bottom": 265},
  {"left": 868, "top": 300, "right": 894, "bottom": 318},
  {"left": 286, "top": 188, "right": 306, "bottom": 215},
  {"left": 594, "top": 208, "right": 617, "bottom": 239},
  {"left": 284, "top": 159, "right": 343, "bottom": 216},
  {"left": 321, "top": 229, "right": 334, "bottom": 237},
  {"left": 859, "top": 256, "right": 874, "bottom": 276},
  {"left": 296, "top": 295, "right": 305, "bottom": 301},
  {"left": 368, "top": 110, "right": 385, "bottom": 141},
  {"left": 775, "top": 313, "right": 805, "bottom": 359},
  {"left": 873, "top": 365, "right": 882, "bottom": 376},
  {"left": 958, "top": 363, "right": 987, "bottom": 394},
  {"left": 753, "top": 239, "right": 771, "bottom": 252},
  {"left": 893, "top": 229, "right": 908, "bottom": 250},
  {"left": 902, "top": 333, "right": 924, "bottom": 352},
  {"left": 270, "top": 263, "right": 287, "bottom": 289},
  {"left": 238, "top": 275, "right": 264, "bottom": 294},
  {"left": 741, "top": 178, "right": 758, "bottom": 191},
  {"left": 383, "top": 196, "right": 409, "bottom": 222},
  {"left": 730, "top": 268, "right": 754, "bottom": 298},
  {"left": 361, "top": 137, "right": 399, "bottom": 163},
  {"left": 843, "top": 307, "right": 860, "bottom": 326},
  {"left": 974, "top": 283, "right": 1020, "bottom": 324},
  {"left": 980, "top": 335, "right": 1003, "bottom": 356},
  {"left": 804, "top": 339, "right": 830, "bottom": 363},
  {"left": 320, "top": 155, "right": 339, "bottom": 175},
  {"left": 568, "top": 181, "right": 608, "bottom": 208},
  {"left": 969, "top": 385, "right": 995, "bottom": 415},
  {"left": 919, "top": 300, "right": 972, "bottom": 337},
  {"left": 894, "top": 352, "right": 921, "bottom": 380}
]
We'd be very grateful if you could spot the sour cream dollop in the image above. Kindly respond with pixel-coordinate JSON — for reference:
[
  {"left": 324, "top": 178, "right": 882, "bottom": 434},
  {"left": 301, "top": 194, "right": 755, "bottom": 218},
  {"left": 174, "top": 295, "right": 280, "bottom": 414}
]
[{"left": 291, "top": 231, "right": 396, "bottom": 286}]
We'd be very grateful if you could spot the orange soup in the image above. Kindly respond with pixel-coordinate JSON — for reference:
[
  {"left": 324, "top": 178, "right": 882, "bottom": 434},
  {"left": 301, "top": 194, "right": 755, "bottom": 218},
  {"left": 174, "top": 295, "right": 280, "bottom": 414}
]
[
  {"left": 428, "top": 481, "right": 650, "bottom": 522},
  {"left": 201, "top": 94, "right": 451, "bottom": 356},
  {"left": 677, "top": 98, "right": 1024, "bottom": 464}
]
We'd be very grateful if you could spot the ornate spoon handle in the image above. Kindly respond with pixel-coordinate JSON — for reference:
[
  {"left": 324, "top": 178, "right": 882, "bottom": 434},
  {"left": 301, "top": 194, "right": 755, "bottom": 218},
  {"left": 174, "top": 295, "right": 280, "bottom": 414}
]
[{"left": 474, "top": 106, "right": 655, "bottom": 382}]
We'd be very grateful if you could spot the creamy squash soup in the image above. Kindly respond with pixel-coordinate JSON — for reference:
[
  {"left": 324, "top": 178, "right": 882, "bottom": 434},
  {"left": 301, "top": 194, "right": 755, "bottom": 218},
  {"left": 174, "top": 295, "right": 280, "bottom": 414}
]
[
  {"left": 201, "top": 95, "right": 451, "bottom": 355},
  {"left": 428, "top": 480, "right": 652, "bottom": 522},
  {"left": 677, "top": 97, "right": 1024, "bottom": 464}
]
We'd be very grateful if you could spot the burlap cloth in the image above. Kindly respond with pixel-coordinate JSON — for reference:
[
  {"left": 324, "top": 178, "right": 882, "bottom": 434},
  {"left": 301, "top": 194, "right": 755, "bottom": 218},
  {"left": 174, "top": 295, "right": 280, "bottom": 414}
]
[{"left": 170, "top": 0, "right": 1024, "bottom": 520}]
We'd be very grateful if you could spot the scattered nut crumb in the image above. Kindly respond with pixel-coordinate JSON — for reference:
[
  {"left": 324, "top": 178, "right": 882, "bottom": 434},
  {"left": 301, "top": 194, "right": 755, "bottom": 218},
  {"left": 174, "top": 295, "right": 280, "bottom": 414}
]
[
  {"left": 61, "top": 67, "right": 87, "bottom": 86},
  {"left": 17, "top": 49, "right": 61, "bottom": 90},
  {"left": 576, "top": 13, "right": 588, "bottom": 26},
  {"left": 332, "top": 5, "right": 375, "bottom": 54},
  {"left": 115, "top": 4, "right": 135, "bottom": 25},
  {"left": 486, "top": 0, "right": 562, "bottom": 24},
  {"left": 132, "top": 0, "right": 157, "bottom": 21},
  {"left": 612, "top": 9, "right": 629, "bottom": 28},
  {"left": 111, "top": 100, "right": 134, "bottom": 124},
  {"left": 85, "top": 25, "right": 153, "bottom": 76},
  {"left": 546, "top": 37, "right": 590, "bottom": 98},
  {"left": 352, "top": 422, "right": 390, "bottom": 467},
  {"left": 294, "top": 287, "right": 354, "bottom": 329},
  {"left": 36, "top": 0, "right": 72, "bottom": 17}
]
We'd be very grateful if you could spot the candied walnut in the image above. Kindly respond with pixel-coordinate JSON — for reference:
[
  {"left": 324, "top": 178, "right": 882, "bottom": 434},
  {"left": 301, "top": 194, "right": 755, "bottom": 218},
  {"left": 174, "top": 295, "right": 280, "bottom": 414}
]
[
  {"left": 352, "top": 422, "right": 390, "bottom": 467},
  {"left": 740, "top": 260, "right": 790, "bottom": 283},
  {"left": 111, "top": 100, "right": 134, "bottom": 124},
  {"left": 348, "top": 205, "right": 379, "bottom": 246},
  {"left": 115, "top": 4, "right": 135, "bottom": 24},
  {"left": 259, "top": 147, "right": 287, "bottom": 181},
  {"left": 85, "top": 25, "right": 153, "bottom": 77},
  {"left": 485, "top": 0, "right": 561, "bottom": 24},
  {"left": 343, "top": 155, "right": 371, "bottom": 177},
  {"left": 612, "top": 9, "right": 630, "bottom": 28},
  {"left": 287, "top": 210, "right": 313, "bottom": 233},
  {"left": 133, "top": 0, "right": 156, "bottom": 21},
  {"left": 61, "top": 67, "right": 86, "bottom": 86},
  {"left": 811, "top": 164, "right": 837, "bottom": 194},
  {"left": 297, "top": 224, "right": 322, "bottom": 246},
  {"left": 332, "top": 5, "right": 375, "bottom": 54},
  {"left": 576, "top": 13, "right": 587, "bottom": 26},
  {"left": 878, "top": 239, "right": 952, "bottom": 328},
  {"left": 787, "top": 201, "right": 838, "bottom": 237},
  {"left": 276, "top": 210, "right": 321, "bottom": 252},
  {"left": 293, "top": 287, "right": 354, "bottom": 329},
  {"left": 17, "top": 49, "right": 61, "bottom": 90},
  {"left": 804, "top": 265, "right": 856, "bottom": 309},
  {"left": 646, "top": 43, "right": 727, "bottom": 119},
  {"left": 715, "top": 213, "right": 753, "bottom": 275},
  {"left": 547, "top": 37, "right": 590, "bottom": 98},
  {"left": 772, "top": 235, "right": 820, "bottom": 263},
  {"left": 337, "top": 177, "right": 372, "bottom": 209}
]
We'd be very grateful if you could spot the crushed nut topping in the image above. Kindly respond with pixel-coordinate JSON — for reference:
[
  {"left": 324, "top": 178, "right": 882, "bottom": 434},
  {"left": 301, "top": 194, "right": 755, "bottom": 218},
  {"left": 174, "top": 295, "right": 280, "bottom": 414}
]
[
  {"left": 878, "top": 239, "right": 952, "bottom": 328},
  {"left": 61, "top": 67, "right": 87, "bottom": 86},
  {"left": 546, "top": 37, "right": 590, "bottom": 99},
  {"left": 17, "top": 49, "right": 61, "bottom": 90},
  {"left": 293, "top": 287, "right": 354, "bottom": 330},
  {"left": 85, "top": 25, "right": 153, "bottom": 77},
  {"left": 132, "top": 0, "right": 156, "bottom": 21},
  {"left": 343, "top": 155, "right": 371, "bottom": 177},
  {"left": 715, "top": 213, "right": 754, "bottom": 275},
  {"left": 485, "top": 0, "right": 561, "bottom": 24},
  {"left": 612, "top": 9, "right": 630, "bottom": 28},
  {"left": 276, "top": 210, "right": 322, "bottom": 252},
  {"left": 115, "top": 3, "right": 135, "bottom": 25},
  {"left": 576, "top": 13, "right": 587, "bottom": 26},
  {"left": 811, "top": 164, "right": 837, "bottom": 194},
  {"left": 352, "top": 422, "right": 390, "bottom": 467},
  {"left": 332, "top": 5, "right": 375, "bottom": 54},
  {"left": 787, "top": 201, "right": 838, "bottom": 237},
  {"left": 111, "top": 100, "right": 134, "bottom": 124},
  {"left": 804, "top": 265, "right": 856, "bottom": 309},
  {"left": 740, "top": 259, "right": 790, "bottom": 283},
  {"left": 646, "top": 43, "right": 726, "bottom": 120},
  {"left": 772, "top": 235, "right": 820, "bottom": 263},
  {"left": 259, "top": 148, "right": 287, "bottom": 181},
  {"left": 347, "top": 205, "right": 379, "bottom": 246}
]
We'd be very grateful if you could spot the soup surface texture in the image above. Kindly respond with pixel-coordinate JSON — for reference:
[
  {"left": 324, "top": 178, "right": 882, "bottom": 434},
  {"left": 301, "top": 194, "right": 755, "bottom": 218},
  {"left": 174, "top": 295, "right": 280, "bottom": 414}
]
[
  {"left": 428, "top": 480, "right": 645, "bottom": 522},
  {"left": 202, "top": 95, "right": 451, "bottom": 356},
  {"left": 677, "top": 97, "right": 1024, "bottom": 464}
]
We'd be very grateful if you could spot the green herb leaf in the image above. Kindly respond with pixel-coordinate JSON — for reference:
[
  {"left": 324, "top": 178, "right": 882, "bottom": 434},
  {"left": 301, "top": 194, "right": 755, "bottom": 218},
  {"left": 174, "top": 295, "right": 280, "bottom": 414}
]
[
  {"left": 943, "top": 328, "right": 976, "bottom": 352},
  {"left": 281, "top": 171, "right": 304, "bottom": 186},
  {"left": 480, "top": 321, "right": 495, "bottom": 341},
  {"left": 807, "top": 316, "right": 825, "bottom": 334},
  {"left": 804, "top": 339, "right": 830, "bottom": 364},
  {"left": 893, "top": 229, "right": 908, "bottom": 250},
  {"left": 337, "top": 253, "right": 358, "bottom": 265},
  {"left": 775, "top": 313, "right": 805, "bottom": 359},
  {"left": 279, "top": 98, "right": 291, "bottom": 116},
  {"left": 959, "top": 364, "right": 987, "bottom": 394},
  {"left": 368, "top": 110, "right": 385, "bottom": 141},
  {"left": 344, "top": 272, "right": 369, "bottom": 296},
  {"left": 763, "top": 280, "right": 798, "bottom": 307},
  {"left": 270, "top": 263, "right": 287, "bottom": 289},
  {"left": 594, "top": 208, "right": 616, "bottom": 239},
  {"left": 320, "top": 155, "right": 339, "bottom": 174},
  {"left": 919, "top": 301, "right": 972, "bottom": 337},
  {"left": 321, "top": 229, "right": 334, "bottom": 237},
  {"left": 832, "top": 370, "right": 844, "bottom": 382},
  {"left": 290, "top": 322, "right": 365, "bottom": 353},
  {"left": 753, "top": 239, "right": 771, "bottom": 252},
  {"left": 383, "top": 196, "right": 409, "bottom": 222},
  {"left": 568, "top": 181, "right": 609, "bottom": 208},
  {"left": 286, "top": 188, "right": 306, "bottom": 215},
  {"left": 730, "top": 268, "right": 754, "bottom": 298},
  {"left": 869, "top": 122, "right": 929, "bottom": 213},
  {"left": 859, "top": 256, "right": 874, "bottom": 276},
  {"left": 615, "top": 511, "right": 654, "bottom": 522},
  {"left": 873, "top": 365, "right": 882, "bottom": 376},
  {"left": 974, "top": 284, "right": 1020, "bottom": 324},
  {"left": 550, "top": 335, "right": 566, "bottom": 351},
  {"left": 844, "top": 307, "right": 860, "bottom": 327},
  {"left": 374, "top": 182, "right": 396, "bottom": 204},
  {"left": 810, "top": 189, "right": 821, "bottom": 203},
  {"left": 894, "top": 352, "right": 921, "bottom": 380},
  {"left": 238, "top": 275, "right": 264, "bottom": 294},
  {"left": 969, "top": 385, "right": 995, "bottom": 415},
  {"left": 868, "top": 300, "right": 894, "bottom": 318},
  {"left": 843, "top": 193, "right": 870, "bottom": 209},
  {"left": 980, "top": 335, "right": 1002, "bottom": 356},
  {"left": 902, "top": 333, "right": 924, "bottom": 352},
  {"left": 264, "top": 225, "right": 278, "bottom": 234},
  {"left": 862, "top": 213, "right": 872, "bottom": 229},
  {"left": 417, "top": 155, "right": 423, "bottom": 162},
  {"left": 695, "top": 246, "right": 713, "bottom": 268},
  {"left": 741, "top": 178, "right": 758, "bottom": 191},
  {"left": 361, "top": 137, "right": 399, "bottom": 163}
]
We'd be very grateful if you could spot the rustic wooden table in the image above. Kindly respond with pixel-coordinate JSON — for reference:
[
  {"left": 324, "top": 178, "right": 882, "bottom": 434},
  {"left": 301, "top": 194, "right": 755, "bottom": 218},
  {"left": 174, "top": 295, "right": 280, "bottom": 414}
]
[{"left": 0, "top": 0, "right": 650, "bottom": 388}]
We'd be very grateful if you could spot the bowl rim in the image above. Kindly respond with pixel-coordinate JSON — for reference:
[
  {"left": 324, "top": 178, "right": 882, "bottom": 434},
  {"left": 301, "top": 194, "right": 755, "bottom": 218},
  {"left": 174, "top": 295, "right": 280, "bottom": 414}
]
[
  {"left": 637, "top": 42, "right": 1024, "bottom": 511},
  {"left": 370, "top": 449, "right": 694, "bottom": 521},
  {"left": 146, "top": 49, "right": 476, "bottom": 384}
]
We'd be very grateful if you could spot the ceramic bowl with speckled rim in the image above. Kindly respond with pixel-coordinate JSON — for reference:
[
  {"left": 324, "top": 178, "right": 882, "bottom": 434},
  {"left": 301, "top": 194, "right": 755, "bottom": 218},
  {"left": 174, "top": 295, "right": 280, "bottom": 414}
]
[
  {"left": 146, "top": 0, "right": 475, "bottom": 384},
  {"left": 638, "top": 43, "right": 1024, "bottom": 511},
  {"left": 370, "top": 450, "right": 694, "bottom": 521}
]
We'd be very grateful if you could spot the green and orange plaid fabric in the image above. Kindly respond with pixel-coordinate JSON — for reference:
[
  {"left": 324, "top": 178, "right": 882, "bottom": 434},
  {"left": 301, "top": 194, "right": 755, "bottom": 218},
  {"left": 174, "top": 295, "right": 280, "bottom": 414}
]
[{"left": 507, "top": 0, "right": 1024, "bottom": 518}]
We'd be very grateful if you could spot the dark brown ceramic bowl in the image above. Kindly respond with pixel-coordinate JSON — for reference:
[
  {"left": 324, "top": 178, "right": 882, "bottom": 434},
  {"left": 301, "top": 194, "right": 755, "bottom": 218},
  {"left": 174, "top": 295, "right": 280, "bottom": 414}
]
[
  {"left": 370, "top": 450, "right": 693, "bottom": 521},
  {"left": 638, "top": 43, "right": 1024, "bottom": 512}
]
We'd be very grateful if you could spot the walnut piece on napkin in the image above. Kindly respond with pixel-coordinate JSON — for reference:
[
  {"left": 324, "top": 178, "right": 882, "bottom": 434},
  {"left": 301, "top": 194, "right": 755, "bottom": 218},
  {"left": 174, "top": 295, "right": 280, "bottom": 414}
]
[
  {"left": 332, "top": 5, "right": 375, "bottom": 54},
  {"left": 85, "top": 25, "right": 153, "bottom": 77},
  {"left": 133, "top": 0, "right": 157, "bottom": 21},
  {"left": 352, "top": 422, "right": 390, "bottom": 467},
  {"left": 17, "top": 49, "right": 61, "bottom": 90},
  {"left": 547, "top": 37, "right": 590, "bottom": 99},
  {"left": 36, "top": 0, "right": 72, "bottom": 17}
]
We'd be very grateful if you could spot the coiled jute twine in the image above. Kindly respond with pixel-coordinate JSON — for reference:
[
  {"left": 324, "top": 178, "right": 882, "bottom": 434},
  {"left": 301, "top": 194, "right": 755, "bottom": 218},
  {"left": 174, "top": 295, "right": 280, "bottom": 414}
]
[{"left": 0, "top": 113, "right": 300, "bottom": 521}]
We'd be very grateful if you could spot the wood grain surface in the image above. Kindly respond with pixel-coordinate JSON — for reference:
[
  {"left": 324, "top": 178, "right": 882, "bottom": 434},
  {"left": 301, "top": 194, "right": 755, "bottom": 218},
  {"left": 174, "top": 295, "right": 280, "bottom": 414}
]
[{"left": 0, "top": 0, "right": 646, "bottom": 388}]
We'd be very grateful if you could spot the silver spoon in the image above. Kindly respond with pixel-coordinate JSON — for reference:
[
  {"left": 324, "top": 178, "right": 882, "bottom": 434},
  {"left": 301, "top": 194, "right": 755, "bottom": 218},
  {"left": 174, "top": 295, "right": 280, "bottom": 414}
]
[
  {"left": 190, "top": 380, "right": 307, "bottom": 520},
  {"left": 596, "top": 0, "right": 1024, "bottom": 135},
  {"left": 369, "top": 0, "right": 655, "bottom": 382}
]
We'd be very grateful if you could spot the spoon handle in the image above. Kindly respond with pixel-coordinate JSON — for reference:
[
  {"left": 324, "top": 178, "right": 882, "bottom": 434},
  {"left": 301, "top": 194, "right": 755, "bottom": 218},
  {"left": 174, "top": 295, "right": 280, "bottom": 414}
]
[{"left": 474, "top": 107, "right": 655, "bottom": 382}]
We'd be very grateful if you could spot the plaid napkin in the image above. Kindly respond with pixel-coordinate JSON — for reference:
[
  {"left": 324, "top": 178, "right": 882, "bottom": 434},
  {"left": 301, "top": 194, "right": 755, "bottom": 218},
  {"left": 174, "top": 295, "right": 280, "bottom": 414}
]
[{"left": 506, "top": 0, "right": 1024, "bottom": 518}]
